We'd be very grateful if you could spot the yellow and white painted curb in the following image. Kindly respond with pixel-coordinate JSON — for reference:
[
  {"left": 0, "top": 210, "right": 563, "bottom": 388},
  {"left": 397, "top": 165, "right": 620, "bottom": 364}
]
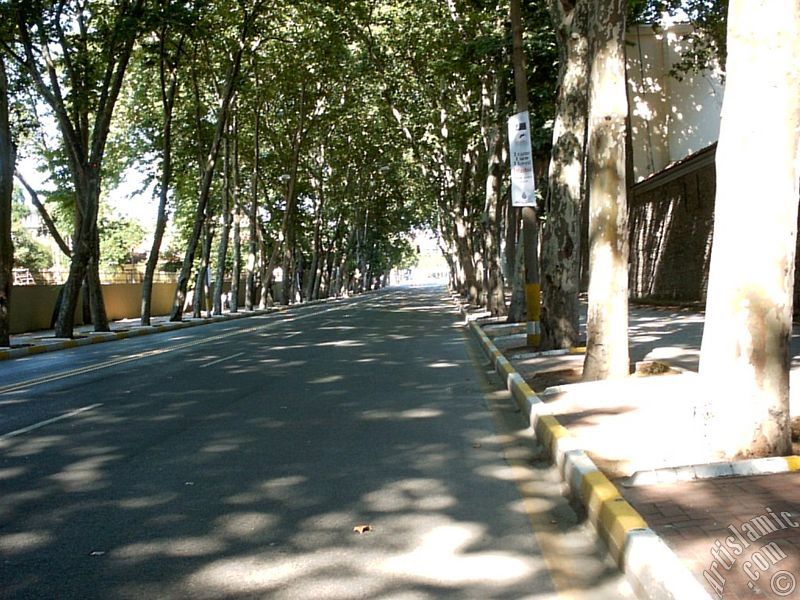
[
  {"left": 465, "top": 314, "right": 713, "bottom": 600},
  {"left": 0, "top": 296, "right": 338, "bottom": 362}
]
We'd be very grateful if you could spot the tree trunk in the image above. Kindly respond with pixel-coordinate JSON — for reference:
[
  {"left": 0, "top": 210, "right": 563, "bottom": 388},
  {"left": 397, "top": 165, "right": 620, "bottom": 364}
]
[
  {"left": 258, "top": 230, "right": 271, "bottom": 308},
  {"left": 194, "top": 222, "right": 214, "bottom": 318},
  {"left": 541, "top": 0, "right": 590, "bottom": 349},
  {"left": 484, "top": 66, "right": 507, "bottom": 317},
  {"left": 56, "top": 173, "right": 108, "bottom": 337},
  {"left": 305, "top": 184, "right": 325, "bottom": 301},
  {"left": 170, "top": 37, "right": 247, "bottom": 321},
  {"left": 511, "top": 0, "right": 541, "bottom": 346},
  {"left": 231, "top": 206, "right": 241, "bottom": 313},
  {"left": 0, "top": 57, "right": 14, "bottom": 347},
  {"left": 141, "top": 33, "right": 181, "bottom": 326},
  {"left": 582, "top": 0, "right": 629, "bottom": 381},
  {"left": 245, "top": 102, "right": 260, "bottom": 311},
  {"left": 699, "top": 0, "right": 800, "bottom": 458},
  {"left": 212, "top": 115, "right": 234, "bottom": 315},
  {"left": 13, "top": 0, "right": 143, "bottom": 338}
]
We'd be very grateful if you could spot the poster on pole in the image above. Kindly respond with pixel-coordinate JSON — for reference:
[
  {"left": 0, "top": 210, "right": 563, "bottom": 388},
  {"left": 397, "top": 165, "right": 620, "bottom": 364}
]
[{"left": 508, "top": 111, "right": 537, "bottom": 207}]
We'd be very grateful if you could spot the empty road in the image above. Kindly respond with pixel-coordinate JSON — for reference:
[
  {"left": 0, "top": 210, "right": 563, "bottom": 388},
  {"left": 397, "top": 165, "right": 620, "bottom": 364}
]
[{"left": 0, "top": 287, "right": 630, "bottom": 599}]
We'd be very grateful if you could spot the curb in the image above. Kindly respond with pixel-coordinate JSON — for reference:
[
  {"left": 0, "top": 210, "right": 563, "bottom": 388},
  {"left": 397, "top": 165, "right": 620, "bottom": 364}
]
[
  {"left": 464, "top": 313, "right": 713, "bottom": 600},
  {"left": 0, "top": 295, "right": 338, "bottom": 362},
  {"left": 621, "top": 455, "right": 800, "bottom": 487}
]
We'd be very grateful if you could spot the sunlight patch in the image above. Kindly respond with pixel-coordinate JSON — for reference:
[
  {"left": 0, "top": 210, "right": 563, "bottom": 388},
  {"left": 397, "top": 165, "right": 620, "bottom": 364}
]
[
  {"left": 317, "top": 340, "right": 365, "bottom": 348},
  {"left": 216, "top": 512, "right": 277, "bottom": 538},
  {"left": 308, "top": 375, "right": 344, "bottom": 384},
  {"left": 361, "top": 408, "right": 443, "bottom": 421},
  {"left": 0, "top": 531, "right": 52, "bottom": 554},
  {"left": 118, "top": 493, "right": 177, "bottom": 510},
  {"left": 379, "top": 523, "right": 532, "bottom": 585},
  {"left": 112, "top": 537, "right": 225, "bottom": 561}
]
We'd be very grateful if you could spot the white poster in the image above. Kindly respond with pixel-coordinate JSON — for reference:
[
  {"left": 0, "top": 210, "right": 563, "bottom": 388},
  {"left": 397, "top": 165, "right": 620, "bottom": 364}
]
[{"left": 508, "top": 111, "right": 537, "bottom": 207}]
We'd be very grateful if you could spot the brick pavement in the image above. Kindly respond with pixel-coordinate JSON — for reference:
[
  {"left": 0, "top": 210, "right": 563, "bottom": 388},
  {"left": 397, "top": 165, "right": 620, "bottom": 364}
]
[{"left": 622, "top": 472, "right": 800, "bottom": 599}]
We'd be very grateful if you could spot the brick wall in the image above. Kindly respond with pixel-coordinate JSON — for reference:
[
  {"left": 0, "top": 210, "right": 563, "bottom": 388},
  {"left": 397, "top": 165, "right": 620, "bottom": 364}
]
[
  {"left": 629, "top": 144, "right": 800, "bottom": 314},
  {"left": 628, "top": 144, "right": 716, "bottom": 303}
]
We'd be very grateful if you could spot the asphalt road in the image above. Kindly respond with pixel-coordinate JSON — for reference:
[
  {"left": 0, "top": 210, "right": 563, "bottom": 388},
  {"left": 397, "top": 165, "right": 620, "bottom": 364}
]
[{"left": 0, "top": 286, "right": 631, "bottom": 599}]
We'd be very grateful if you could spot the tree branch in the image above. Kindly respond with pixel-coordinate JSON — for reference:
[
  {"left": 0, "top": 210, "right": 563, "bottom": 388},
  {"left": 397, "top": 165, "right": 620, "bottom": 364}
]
[{"left": 14, "top": 170, "right": 72, "bottom": 258}]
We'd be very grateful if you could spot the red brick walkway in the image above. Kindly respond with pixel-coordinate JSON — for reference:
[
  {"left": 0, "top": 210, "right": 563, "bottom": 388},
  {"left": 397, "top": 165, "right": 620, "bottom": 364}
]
[{"left": 622, "top": 472, "right": 800, "bottom": 599}]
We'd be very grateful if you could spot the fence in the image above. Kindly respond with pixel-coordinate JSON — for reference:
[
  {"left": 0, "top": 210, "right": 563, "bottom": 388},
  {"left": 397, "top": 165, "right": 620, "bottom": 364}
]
[{"left": 12, "top": 267, "right": 178, "bottom": 286}]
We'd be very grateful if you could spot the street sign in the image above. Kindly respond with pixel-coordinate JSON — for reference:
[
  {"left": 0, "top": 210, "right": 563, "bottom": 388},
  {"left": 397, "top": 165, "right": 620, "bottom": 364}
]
[{"left": 508, "top": 111, "right": 537, "bottom": 207}]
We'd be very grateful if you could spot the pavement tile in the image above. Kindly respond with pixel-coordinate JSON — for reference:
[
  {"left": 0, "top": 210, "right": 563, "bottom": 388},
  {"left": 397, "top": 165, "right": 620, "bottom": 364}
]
[{"left": 623, "top": 472, "right": 800, "bottom": 598}]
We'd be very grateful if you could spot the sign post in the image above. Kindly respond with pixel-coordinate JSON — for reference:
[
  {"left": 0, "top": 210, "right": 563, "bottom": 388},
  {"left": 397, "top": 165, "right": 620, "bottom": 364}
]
[{"left": 508, "top": 111, "right": 536, "bottom": 208}]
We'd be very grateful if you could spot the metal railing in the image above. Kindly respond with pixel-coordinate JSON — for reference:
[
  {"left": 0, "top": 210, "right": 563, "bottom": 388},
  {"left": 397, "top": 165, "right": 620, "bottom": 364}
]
[{"left": 12, "top": 268, "right": 178, "bottom": 286}]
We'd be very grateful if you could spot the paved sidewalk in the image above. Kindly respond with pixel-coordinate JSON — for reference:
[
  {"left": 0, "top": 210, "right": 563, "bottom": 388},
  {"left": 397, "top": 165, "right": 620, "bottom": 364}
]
[
  {"left": 1, "top": 305, "right": 296, "bottom": 360},
  {"left": 622, "top": 472, "right": 800, "bottom": 599},
  {"left": 466, "top": 301, "right": 800, "bottom": 600}
]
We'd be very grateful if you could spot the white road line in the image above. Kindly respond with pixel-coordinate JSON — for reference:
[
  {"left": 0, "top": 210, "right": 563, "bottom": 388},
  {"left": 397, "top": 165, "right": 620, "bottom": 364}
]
[
  {"left": 202, "top": 351, "right": 244, "bottom": 367},
  {"left": 0, "top": 403, "right": 103, "bottom": 440},
  {"left": 0, "top": 299, "right": 362, "bottom": 396}
]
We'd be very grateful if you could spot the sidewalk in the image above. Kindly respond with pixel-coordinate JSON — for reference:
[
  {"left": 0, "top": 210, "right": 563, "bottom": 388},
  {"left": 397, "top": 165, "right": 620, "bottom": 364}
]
[
  {"left": 465, "top": 301, "right": 800, "bottom": 599},
  {"left": 0, "top": 306, "right": 294, "bottom": 360}
]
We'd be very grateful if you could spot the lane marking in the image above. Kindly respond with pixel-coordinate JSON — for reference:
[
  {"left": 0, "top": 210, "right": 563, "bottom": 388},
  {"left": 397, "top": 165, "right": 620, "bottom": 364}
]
[
  {"left": 0, "top": 403, "right": 103, "bottom": 441},
  {"left": 0, "top": 299, "right": 362, "bottom": 396},
  {"left": 202, "top": 351, "right": 244, "bottom": 368}
]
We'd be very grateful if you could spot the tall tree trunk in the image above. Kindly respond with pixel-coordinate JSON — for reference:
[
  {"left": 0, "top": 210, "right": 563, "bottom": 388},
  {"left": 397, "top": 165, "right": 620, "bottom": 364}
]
[
  {"left": 141, "top": 31, "right": 182, "bottom": 325},
  {"left": 213, "top": 114, "right": 234, "bottom": 315},
  {"left": 306, "top": 190, "right": 325, "bottom": 301},
  {"left": 56, "top": 175, "right": 107, "bottom": 336},
  {"left": 0, "top": 57, "right": 14, "bottom": 347},
  {"left": 193, "top": 221, "right": 214, "bottom": 318},
  {"left": 699, "top": 0, "right": 800, "bottom": 457},
  {"left": 541, "top": 0, "right": 590, "bottom": 349},
  {"left": 170, "top": 29, "right": 249, "bottom": 321},
  {"left": 230, "top": 109, "right": 242, "bottom": 312},
  {"left": 510, "top": 0, "right": 541, "bottom": 346},
  {"left": 12, "top": 0, "right": 144, "bottom": 338},
  {"left": 87, "top": 227, "right": 109, "bottom": 331},
  {"left": 484, "top": 66, "right": 508, "bottom": 317},
  {"left": 231, "top": 207, "right": 242, "bottom": 312},
  {"left": 258, "top": 229, "right": 271, "bottom": 308},
  {"left": 245, "top": 102, "right": 260, "bottom": 311},
  {"left": 582, "top": 0, "right": 629, "bottom": 381}
]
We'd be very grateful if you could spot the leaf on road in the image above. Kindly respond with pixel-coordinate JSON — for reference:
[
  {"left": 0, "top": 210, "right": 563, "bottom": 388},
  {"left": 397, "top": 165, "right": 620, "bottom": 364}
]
[{"left": 353, "top": 524, "right": 373, "bottom": 534}]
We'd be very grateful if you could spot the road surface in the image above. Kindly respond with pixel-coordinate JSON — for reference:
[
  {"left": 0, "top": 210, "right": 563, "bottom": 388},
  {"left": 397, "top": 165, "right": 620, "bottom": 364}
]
[{"left": 0, "top": 287, "right": 631, "bottom": 599}]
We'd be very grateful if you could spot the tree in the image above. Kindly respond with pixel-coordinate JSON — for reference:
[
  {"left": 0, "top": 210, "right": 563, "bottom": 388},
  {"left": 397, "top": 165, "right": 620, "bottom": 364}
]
[
  {"left": 699, "top": 0, "right": 800, "bottom": 458},
  {"left": 540, "top": 0, "right": 590, "bottom": 350},
  {"left": 582, "top": 0, "right": 630, "bottom": 380},
  {"left": 98, "top": 213, "right": 145, "bottom": 267},
  {"left": 11, "top": 192, "right": 53, "bottom": 272},
  {"left": 139, "top": 0, "right": 190, "bottom": 325},
  {"left": 169, "top": 1, "right": 262, "bottom": 321},
  {"left": 5, "top": 0, "right": 145, "bottom": 337},
  {"left": 510, "top": 0, "right": 542, "bottom": 346},
  {"left": 0, "top": 55, "right": 14, "bottom": 347}
]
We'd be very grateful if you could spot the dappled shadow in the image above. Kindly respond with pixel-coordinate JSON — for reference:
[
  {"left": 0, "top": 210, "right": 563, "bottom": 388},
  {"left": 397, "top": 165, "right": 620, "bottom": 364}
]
[{"left": 0, "top": 285, "right": 624, "bottom": 599}]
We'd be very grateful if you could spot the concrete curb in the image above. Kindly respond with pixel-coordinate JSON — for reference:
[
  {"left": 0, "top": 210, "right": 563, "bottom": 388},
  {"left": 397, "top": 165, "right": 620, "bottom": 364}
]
[
  {"left": 0, "top": 296, "right": 338, "bottom": 362},
  {"left": 621, "top": 455, "right": 800, "bottom": 487},
  {"left": 465, "top": 314, "right": 713, "bottom": 600}
]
